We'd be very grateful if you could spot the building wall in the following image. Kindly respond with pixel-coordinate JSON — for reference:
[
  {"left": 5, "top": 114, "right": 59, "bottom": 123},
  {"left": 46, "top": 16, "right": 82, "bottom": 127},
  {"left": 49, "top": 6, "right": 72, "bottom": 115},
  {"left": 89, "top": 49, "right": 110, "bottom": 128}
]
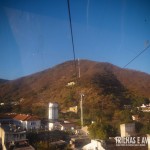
[
  {"left": 14, "top": 117, "right": 41, "bottom": 131},
  {"left": 82, "top": 140, "right": 105, "bottom": 150},
  {"left": 0, "top": 128, "right": 6, "bottom": 150},
  {"left": 48, "top": 122, "right": 60, "bottom": 131},
  {"left": 0, "top": 127, "right": 26, "bottom": 150},
  {"left": 6, "top": 131, "right": 26, "bottom": 142},
  {"left": 120, "top": 123, "right": 135, "bottom": 137},
  {"left": 26, "top": 120, "right": 41, "bottom": 130},
  {"left": 21, "top": 120, "right": 41, "bottom": 130},
  {"left": 69, "top": 106, "right": 78, "bottom": 113},
  {"left": 67, "top": 82, "right": 75, "bottom": 86},
  {"left": 48, "top": 122, "right": 54, "bottom": 131},
  {"left": 0, "top": 126, "right": 34, "bottom": 150},
  {"left": 48, "top": 103, "right": 58, "bottom": 121}
]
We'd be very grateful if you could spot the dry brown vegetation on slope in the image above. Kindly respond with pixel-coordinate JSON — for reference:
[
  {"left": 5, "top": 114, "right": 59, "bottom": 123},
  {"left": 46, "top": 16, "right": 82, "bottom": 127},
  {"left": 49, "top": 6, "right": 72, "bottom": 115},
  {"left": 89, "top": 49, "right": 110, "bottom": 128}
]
[{"left": 0, "top": 59, "right": 150, "bottom": 111}]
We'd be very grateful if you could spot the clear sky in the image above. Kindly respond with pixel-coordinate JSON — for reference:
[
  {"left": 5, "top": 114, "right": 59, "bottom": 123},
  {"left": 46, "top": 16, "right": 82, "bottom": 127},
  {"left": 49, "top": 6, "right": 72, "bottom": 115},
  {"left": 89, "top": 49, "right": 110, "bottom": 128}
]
[{"left": 0, "top": 0, "right": 150, "bottom": 80}]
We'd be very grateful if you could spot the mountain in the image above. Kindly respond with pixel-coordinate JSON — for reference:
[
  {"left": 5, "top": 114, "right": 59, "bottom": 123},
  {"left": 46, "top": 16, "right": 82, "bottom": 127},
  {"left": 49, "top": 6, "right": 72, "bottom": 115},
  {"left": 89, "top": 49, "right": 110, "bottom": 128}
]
[
  {"left": 0, "top": 59, "right": 150, "bottom": 110},
  {"left": 0, "top": 79, "right": 9, "bottom": 84}
]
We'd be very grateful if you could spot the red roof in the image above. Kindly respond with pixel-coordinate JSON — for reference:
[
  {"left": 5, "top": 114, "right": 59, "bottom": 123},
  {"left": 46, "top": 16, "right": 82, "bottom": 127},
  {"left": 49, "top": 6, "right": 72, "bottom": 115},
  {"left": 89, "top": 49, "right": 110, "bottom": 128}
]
[{"left": 13, "top": 114, "right": 40, "bottom": 121}]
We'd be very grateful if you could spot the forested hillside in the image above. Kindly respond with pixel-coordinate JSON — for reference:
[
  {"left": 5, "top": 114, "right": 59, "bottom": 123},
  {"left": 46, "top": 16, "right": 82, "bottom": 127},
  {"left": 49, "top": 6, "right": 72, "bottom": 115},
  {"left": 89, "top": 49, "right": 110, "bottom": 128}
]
[{"left": 0, "top": 60, "right": 150, "bottom": 117}]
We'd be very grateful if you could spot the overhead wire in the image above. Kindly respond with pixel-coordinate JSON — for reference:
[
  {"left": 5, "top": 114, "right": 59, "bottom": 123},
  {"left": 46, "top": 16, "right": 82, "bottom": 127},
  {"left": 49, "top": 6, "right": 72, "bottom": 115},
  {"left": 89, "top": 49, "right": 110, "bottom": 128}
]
[
  {"left": 123, "top": 44, "right": 150, "bottom": 68},
  {"left": 67, "top": 0, "right": 77, "bottom": 77}
]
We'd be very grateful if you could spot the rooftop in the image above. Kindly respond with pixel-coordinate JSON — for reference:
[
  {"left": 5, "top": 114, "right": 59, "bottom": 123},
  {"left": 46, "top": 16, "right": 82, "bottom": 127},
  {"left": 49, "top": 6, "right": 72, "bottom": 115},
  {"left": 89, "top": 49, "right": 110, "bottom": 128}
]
[{"left": 13, "top": 114, "right": 40, "bottom": 121}]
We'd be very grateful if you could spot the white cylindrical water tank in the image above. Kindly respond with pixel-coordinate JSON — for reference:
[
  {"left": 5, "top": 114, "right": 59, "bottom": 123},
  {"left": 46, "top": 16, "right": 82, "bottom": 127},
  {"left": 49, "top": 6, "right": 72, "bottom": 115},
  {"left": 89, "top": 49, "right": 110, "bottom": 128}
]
[{"left": 48, "top": 102, "right": 58, "bottom": 121}]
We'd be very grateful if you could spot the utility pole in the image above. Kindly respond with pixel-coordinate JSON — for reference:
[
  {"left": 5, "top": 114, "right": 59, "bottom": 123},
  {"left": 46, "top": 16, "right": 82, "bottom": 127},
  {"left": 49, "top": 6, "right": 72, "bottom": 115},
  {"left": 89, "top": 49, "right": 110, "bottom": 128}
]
[
  {"left": 78, "top": 58, "right": 81, "bottom": 78},
  {"left": 80, "top": 93, "right": 84, "bottom": 127}
]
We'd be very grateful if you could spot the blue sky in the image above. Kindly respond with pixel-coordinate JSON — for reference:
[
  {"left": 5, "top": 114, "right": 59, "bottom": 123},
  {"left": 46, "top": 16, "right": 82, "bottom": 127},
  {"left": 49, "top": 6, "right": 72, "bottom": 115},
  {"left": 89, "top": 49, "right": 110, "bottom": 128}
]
[{"left": 0, "top": 0, "right": 150, "bottom": 80}]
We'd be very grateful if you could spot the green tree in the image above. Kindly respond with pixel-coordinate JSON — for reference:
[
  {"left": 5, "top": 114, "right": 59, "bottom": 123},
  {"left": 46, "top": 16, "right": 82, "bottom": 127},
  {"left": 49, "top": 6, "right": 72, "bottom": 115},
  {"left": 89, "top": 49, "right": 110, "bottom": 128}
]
[
  {"left": 88, "top": 122, "right": 117, "bottom": 140},
  {"left": 0, "top": 104, "right": 12, "bottom": 113},
  {"left": 120, "top": 110, "right": 133, "bottom": 124},
  {"left": 141, "top": 122, "right": 150, "bottom": 134},
  {"left": 32, "top": 106, "right": 46, "bottom": 117},
  {"left": 135, "top": 122, "right": 143, "bottom": 133}
]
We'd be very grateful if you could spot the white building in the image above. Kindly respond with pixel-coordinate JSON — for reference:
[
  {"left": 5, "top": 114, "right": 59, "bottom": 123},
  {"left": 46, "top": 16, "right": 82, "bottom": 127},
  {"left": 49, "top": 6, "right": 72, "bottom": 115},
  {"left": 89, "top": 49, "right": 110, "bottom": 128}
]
[
  {"left": 48, "top": 122, "right": 60, "bottom": 131},
  {"left": 82, "top": 139, "right": 106, "bottom": 150},
  {"left": 13, "top": 114, "right": 41, "bottom": 131},
  {"left": 68, "top": 106, "right": 78, "bottom": 113},
  {"left": 60, "top": 122, "right": 76, "bottom": 131},
  {"left": 120, "top": 123, "right": 135, "bottom": 137},
  {"left": 140, "top": 104, "right": 150, "bottom": 112},
  {"left": 48, "top": 102, "right": 58, "bottom": 130},
  {"left": 66, "top": 81, "right": 75, "bottom": 86},
  {"left": 132, "top": 115, "right": 139, "bottom": 121},
  {"left": 0, "top": 125, "right": 34, "bottom": 150},
  {"left": 48, "top": 102, "right": 58, "bottom": 121}
]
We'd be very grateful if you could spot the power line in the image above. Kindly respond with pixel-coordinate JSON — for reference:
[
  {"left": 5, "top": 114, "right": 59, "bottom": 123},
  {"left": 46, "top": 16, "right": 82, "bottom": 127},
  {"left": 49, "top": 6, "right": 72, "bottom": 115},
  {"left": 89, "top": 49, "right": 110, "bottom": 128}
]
[
  {"left": 123, "top": 44, "right": 150, "bottom": 68},
  {"left": 67, "top": 0, "right": 77, "bottom": 76}
]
